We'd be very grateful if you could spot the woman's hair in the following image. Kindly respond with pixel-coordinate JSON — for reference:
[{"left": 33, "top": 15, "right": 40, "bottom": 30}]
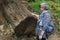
[
  {"left": 44, "top": 6, "right": 48, "bottom": 10},
  {"left": 39, "top": 3, "right": 49, "bottom": 10}
]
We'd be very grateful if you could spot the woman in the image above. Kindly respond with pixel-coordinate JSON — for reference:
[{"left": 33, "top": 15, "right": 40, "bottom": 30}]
[{"left": 35, "top": 3, "right": 55, "bottom": 40}]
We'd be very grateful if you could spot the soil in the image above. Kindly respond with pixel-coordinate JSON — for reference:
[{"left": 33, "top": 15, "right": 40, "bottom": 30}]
[{"left": 48, "top": 33, "right": 60, "bottom": 40}]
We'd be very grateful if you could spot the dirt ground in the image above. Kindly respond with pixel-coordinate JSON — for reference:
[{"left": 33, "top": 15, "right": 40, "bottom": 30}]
[
  {"left": 16, "top": 32, "right": 60, "bottom": 40},
  {"left": 48, "top": 33, "right": 60, "bottom": 40}
]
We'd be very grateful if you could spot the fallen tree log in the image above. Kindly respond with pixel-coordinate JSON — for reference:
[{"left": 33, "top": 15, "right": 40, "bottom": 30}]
[{"left": 0, "top": 0, "right": 38, "bottom": 37}]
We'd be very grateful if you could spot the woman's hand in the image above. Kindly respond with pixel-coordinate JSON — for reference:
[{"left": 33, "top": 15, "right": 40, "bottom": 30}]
[{"left": 39, "top": 35, "right": 43, "bottom": 40}]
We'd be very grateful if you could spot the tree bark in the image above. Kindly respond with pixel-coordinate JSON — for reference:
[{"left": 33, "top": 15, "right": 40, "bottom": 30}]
[{"left": 0, "top": 0, "right": 38, "bottom": 39}]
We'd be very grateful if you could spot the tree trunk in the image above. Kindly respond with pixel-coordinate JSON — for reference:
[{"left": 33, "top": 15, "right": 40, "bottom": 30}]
[{"left": 0, "top": 0, "right": 38, "bottom": 39}]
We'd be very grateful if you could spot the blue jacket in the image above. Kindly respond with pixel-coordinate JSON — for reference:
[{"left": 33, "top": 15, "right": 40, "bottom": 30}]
[{"left": 35, "top": 10, "right": 55, "bottom": 36}]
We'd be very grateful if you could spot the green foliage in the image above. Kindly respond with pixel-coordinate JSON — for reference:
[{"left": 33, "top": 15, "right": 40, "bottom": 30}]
[{"left": 26, "top": 0, "right": 41, "bottom": 13}]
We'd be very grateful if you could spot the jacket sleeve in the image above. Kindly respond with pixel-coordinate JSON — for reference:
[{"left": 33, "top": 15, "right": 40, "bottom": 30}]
[
  {"left": 42, "top": 13, "right": 51, "bottom": 31},
  {"left": 37, "top": 15, "right": 43, "bottom": 30}
]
